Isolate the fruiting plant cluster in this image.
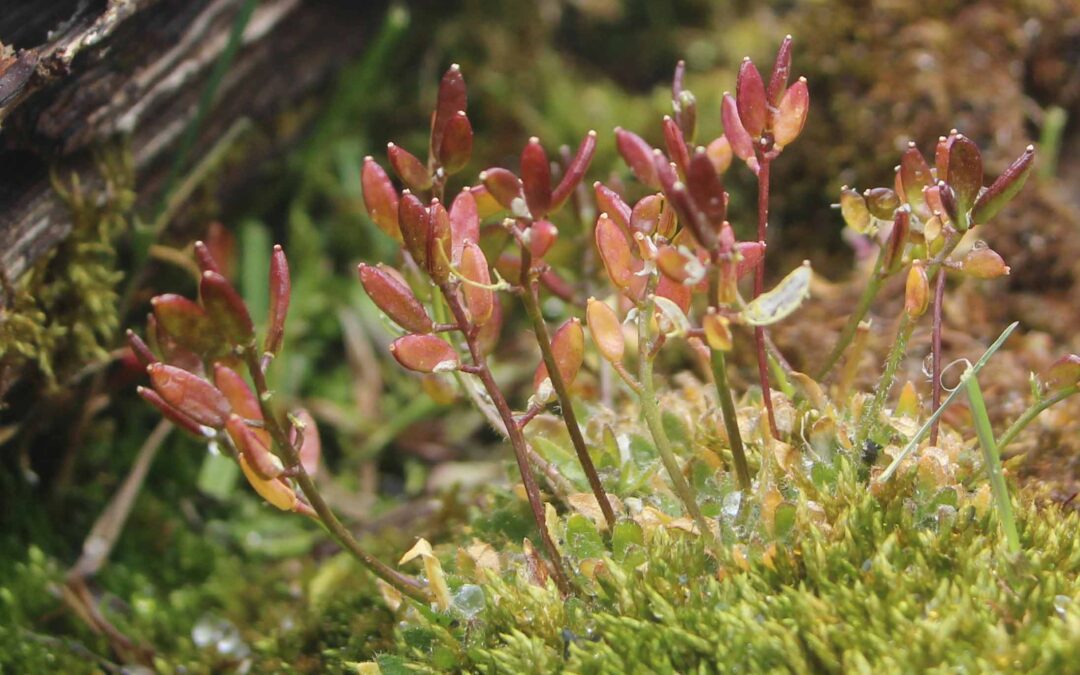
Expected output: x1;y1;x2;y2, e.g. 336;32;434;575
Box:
130;37;1080;607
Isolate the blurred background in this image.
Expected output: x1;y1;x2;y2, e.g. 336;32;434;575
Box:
1;0;1077;669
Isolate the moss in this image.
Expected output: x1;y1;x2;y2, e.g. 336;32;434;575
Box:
0;144;134;392
387;466;1080;673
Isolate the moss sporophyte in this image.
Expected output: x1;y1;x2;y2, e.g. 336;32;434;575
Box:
126;36;1080;669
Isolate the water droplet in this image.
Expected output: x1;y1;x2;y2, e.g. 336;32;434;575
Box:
1054;595;1070;619
452;584;486;620
722;491;743;519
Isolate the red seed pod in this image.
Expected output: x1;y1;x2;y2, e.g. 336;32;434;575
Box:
213;363;262;422
656;274;692;314
427;200;453;283
772;77;808;149
476;295;503;356
767;35;794;107
721;94;755;161
550;130;597;211
520;137;553;219
480;167;524;211
883;206;911;271
264;245;291;356
533;318;584;392
151;294;219;357
657;195;677;239
460;241;494;326
595;213;635;290
529;220;559;258
147;314;205;374
971;145;1035;225
629;194;663;236
126;330;158;368
662;116;691;177
905;260;930;319
387;142;432;193
431;64;467;159
686;148;727;227
653;150;716;252
202;222;235;279
1047;354;1080;390
200;271;255;347
137;386;209;438
935;133;955;183
960;246;1010;279
900;144;933;218
147;363;230;428
593;183;632;234
389;334;459;373
865;187;900;220
734;241;766;279
193;239;224;276
934;182;960;224
614;127;659;188
361;157;402;242
840;188;871;234
494;252;522;282
706;136;733;176
438;111;473;175
735;58;768;139
469;185;504;219
226;414;282;480
947;134;983;215
702;310;733;351
672;59;686;114
398;190;430;268
586;297;624;364
449;189;480;262
291;408;322;476
358;263;433;334
676;90;698;145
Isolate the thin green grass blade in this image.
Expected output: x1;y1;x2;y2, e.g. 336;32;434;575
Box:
877;321;1018;482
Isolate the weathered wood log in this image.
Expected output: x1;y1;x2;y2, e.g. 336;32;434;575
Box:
0;0;384;303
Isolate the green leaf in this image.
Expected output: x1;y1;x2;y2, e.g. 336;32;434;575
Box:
741;261;812;326
565;514;605;560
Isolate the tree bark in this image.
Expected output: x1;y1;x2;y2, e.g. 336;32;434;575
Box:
0;0;384;302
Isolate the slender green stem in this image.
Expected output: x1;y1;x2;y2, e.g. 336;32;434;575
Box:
966;374;1020;553
878;322;1018;482
519;244;616;529
711;350;751;491
997;384;1080;455
241;350;428;603
816;250;886;380
636;293;719;550
856;313;913;446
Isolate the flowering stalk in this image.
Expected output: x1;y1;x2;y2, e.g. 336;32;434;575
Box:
241;349;427;602
518;241;616;529
436;278;573;594
929;268;947;445
752;154;777;437
635;277;718;550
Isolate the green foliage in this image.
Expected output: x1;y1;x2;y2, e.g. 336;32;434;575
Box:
391;468;1080;673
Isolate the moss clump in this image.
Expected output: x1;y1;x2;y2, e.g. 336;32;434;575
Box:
0;144;133;394
386;464;1080;673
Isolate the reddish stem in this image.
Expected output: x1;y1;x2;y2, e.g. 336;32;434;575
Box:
929;268;946;445
437;281;573;594
754;153;778;438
